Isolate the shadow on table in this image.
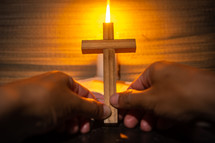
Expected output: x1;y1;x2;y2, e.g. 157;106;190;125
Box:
23;121;215;143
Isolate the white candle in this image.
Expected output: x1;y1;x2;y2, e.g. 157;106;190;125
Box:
96;0;118;79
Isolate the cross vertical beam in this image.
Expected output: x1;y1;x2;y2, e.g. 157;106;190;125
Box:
81;23;136;124
103;23;117;123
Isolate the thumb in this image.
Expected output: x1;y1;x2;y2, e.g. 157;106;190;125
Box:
75;96;112;120
110;89;156;110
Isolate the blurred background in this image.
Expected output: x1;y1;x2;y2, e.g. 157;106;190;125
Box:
0;0;214;85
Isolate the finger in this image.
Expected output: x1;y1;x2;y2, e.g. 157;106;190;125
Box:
72;94;111;120
67;117;79;134
80;121;90;134
123;110;142;128
140;112;156;132
69;78;96;99
128;68;151;90
110;89;156;110
79;117;91;134
140;120;152;132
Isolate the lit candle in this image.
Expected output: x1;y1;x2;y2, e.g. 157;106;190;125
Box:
103;0;114;40
97;0;115;78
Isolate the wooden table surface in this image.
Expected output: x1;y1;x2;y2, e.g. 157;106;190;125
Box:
0;0;215;84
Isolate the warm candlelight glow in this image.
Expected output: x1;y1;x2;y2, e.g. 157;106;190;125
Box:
54;0;163;72
105;0;111;23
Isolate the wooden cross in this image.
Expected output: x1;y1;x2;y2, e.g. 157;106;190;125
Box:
82;23;136;123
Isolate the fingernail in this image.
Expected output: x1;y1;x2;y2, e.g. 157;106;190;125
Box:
141;120;152;132
80;122;90;134
110;93;119;107
102;105;112;119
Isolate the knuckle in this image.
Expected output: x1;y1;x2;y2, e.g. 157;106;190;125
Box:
149;61;167;71
148;61;172;80
50;71;70;84
50;71;68;77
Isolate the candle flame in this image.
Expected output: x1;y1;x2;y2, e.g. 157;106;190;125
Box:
105;0;111;23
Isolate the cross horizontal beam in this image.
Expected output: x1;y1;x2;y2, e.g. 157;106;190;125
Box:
82;39;136;54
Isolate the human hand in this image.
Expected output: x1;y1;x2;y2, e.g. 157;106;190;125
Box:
110;61;215;131
0;71;111;141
